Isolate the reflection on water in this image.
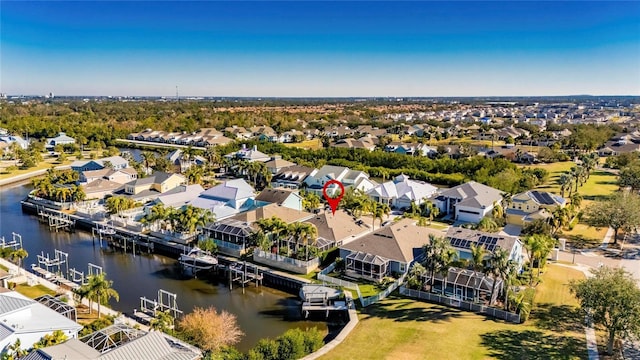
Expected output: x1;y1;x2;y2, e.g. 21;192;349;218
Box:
0;183;328;351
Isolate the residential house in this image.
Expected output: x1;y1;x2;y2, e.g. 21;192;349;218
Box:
433;181;503;223
166;150;206;172
71;156;129;172
445;227;524;269
334;137;377;151
304;165;376;197
188;179;256;219
250;126;279;142
0;134;29;150
0;291;82;353
203;218;253;256
264;155;295;174
271;165;315;189
124;172;186;200
304;210;370;249
80;168;138;184
506;190;566;226
255;188;304;211
45;132;76;150
24;325;201;360
339;218;442;282
153;184;205;208
82;179;126;200
224;126;253;140
367;174;438;209
225;144;271;162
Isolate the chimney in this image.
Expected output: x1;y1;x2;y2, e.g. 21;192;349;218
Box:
253;145;258;151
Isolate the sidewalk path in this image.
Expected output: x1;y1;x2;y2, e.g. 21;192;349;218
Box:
553;262;599;360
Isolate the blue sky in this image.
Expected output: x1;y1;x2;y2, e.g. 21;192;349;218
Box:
2;1;639;97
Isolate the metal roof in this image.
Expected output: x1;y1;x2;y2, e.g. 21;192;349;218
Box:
0;293;34;315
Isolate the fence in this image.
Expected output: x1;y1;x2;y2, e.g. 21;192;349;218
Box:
317;262;362;300
360;274;407;307
253;250;320;274
399;286;521;323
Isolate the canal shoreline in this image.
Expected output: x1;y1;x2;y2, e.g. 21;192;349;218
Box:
0;165;71;188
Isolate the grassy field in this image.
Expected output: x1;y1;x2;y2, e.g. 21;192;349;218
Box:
561;224;609;244
14;284;56;299
321;264;587;360
283;138;323;150
520;162;618;200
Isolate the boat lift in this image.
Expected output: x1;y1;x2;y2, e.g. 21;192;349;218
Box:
0;232;23;251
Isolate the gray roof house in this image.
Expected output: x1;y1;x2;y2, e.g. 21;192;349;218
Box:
339;218;442;282
71;156;129;172
433;181;503;224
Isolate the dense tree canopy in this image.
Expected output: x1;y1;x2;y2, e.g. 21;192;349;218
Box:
571;267;640;355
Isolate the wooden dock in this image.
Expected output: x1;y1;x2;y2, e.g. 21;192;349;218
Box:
36;206;75;232
219;261;264;291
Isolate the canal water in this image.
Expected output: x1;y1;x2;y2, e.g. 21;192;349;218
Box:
0;183;328;352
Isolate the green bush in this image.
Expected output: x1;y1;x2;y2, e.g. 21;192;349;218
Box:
79;315;115;337
518;287;536;323
246;327;324;360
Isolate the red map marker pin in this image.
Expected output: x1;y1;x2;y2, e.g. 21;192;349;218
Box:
322;179;345;215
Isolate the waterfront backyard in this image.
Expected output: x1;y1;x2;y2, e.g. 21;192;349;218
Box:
321;264;588;360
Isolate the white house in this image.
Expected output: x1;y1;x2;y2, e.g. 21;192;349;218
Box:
71;156;129;172
188;179;256;219
45;132;76;150
0;291;83;353
303;165;376;197
0;135;29;150
433;181;503;223
224;144;271;162
367;174;438;209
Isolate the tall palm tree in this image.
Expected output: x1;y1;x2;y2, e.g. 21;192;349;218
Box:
487;248;511;306
559;173;573;198
185;165;204;185
570;192;583;210
88;273;120;318
9;248;28;268
288;222;318;260
141;151;156;171
422;235;457;293
469;244;485;272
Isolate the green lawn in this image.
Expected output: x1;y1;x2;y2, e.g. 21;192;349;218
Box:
520;162;618;201
14;284;56;299
321;264;587;360
561;224;608;244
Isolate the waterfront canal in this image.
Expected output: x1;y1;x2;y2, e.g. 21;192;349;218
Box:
0;182;328;351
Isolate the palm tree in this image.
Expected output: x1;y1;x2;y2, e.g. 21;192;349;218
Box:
57;186;72;203
422;235;457;293
74;282;94;314
523;234;555;285
469;244;486;272
491;201;504;220
288;222;318;260
141;151;156;171
250;230;271;251
185;165;204;185
407;263;427;290
570;192;583;210
72;185;86;202
549;207;570;235
150;310;174;332
487;248;511;305
476;217;499;232
302;192;320;212
9;248;28;268
87;273;120;318
559;173;574;198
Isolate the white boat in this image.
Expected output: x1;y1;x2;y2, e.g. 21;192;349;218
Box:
179;247;218;271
